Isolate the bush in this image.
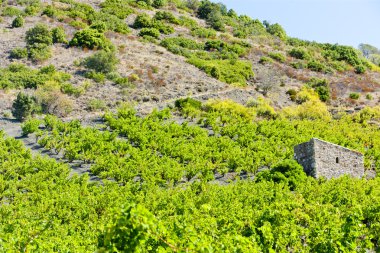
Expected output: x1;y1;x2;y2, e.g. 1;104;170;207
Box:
87;99;106;111
82;50;119;74
307;78;330;102
175;97;202;110
138;28;160;39
290;61;306;69
154;11;178;24
152;0;166;8
12;92;37;121
21;118;41;136
191;27;216;38
349;93;360;100
255;159;307;190
288;47;310;60
259;56;274;65
268;52;286;63
188;57;254;86
85;70;106;83
9;47;28;59
52;27;67;44
366;94;373;100
42;5;56;17
307;60;326;72
11;16;24;28
133;13;152;29
2;6;22;17
28;43;52;62
355;64;366;74
35;85;73;117
266;23;287;41
25;24;52;46
69;29;113;51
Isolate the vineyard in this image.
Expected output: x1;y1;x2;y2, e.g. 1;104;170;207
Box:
1;0;380;251
0;99;379;252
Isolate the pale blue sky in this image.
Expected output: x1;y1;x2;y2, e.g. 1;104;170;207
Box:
216;0;380;49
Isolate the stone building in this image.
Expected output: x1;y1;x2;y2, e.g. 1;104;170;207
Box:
294;138;364;179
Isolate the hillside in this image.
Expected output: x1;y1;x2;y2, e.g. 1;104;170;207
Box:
1;0;380;252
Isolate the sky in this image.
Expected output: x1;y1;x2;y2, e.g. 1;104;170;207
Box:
215;0;380;49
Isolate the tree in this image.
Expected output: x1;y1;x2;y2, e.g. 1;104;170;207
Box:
12;93;37;121
358;43;380;58
266;23;287;41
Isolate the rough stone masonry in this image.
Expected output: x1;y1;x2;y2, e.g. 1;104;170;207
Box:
294;138;364;179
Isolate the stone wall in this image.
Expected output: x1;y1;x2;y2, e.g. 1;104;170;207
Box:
294;139;316;177
294;138;364;179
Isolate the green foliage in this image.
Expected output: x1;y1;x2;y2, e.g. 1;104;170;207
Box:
100;0;134;19
69;28;114;51
11;16;24;28
188;57;253;86
25;24;52;46
255;159;307;190
366;94;373;100
268;51;286;63
85;70;105;83
266;23;287;40
42;5;55;17
349;92;360;100
152;0;166;8
52;27;67;44
0;63;71;89
259;56;274;64
191;27;216;38
133;13;152;29
9;47;28;59
307;60;327;72
82;50;119;74
307;78;330;102
154;11;179;24
25;24;53;61
87;98;106;111
12;92;36;121
2;6;22;16
175;97;202;110
21;118;41;136
288;47;310;60
138;27;160;39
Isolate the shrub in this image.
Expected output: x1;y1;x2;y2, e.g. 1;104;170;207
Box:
154;11;178;24
12;92;37;121
133;13;152;29
366;94;373;100
9;47;28;59
175;97;202;110
191;27;216;38
35;84;73;117
11;16;24;28
288;47;310;60
266;23;287;41
69;29;113;51
206;11;225;31
21;118;41;136
259;56;273;65
52;27;67;44
307;78;330;102
355;64;366;74
152;0;166;8
24;4;42;16
290;61;306;69
26;24;52;46
268;52;286;63
42;5;56;17
307;60;326;72
138;28;160;39
28;43;52;62
349;93;360;100
85;71;106;83
188;57;254;86
2;6;22;17
87;99;106;111
255;159;307;190
82;50;119;74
